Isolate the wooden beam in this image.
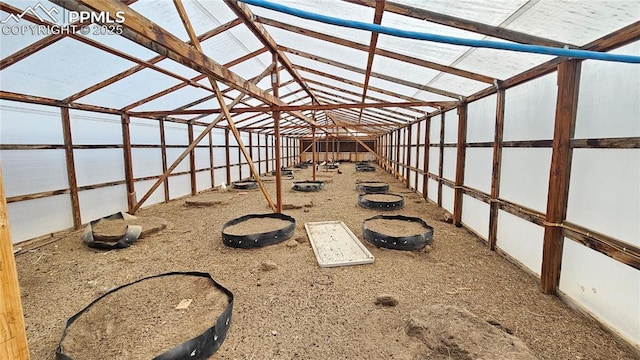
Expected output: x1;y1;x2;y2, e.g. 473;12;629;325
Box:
187;122;197;195
438;113;445;206
405;122;412;188
488;89;505;250
344;0;572;48
256;15;495;84
422;117;431;199
452;104;467;226
541;60;581;295
51;0;315;126
121;114;136;211
358;0;386;123
0;167;30;360
272;54;283;212
60;108;81;228
159;119;170;203
208;130;215;188
224;129;231;185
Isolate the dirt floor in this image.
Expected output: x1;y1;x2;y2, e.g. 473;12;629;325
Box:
15;162;638;359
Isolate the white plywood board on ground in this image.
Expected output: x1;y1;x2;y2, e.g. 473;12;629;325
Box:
305;221;374;268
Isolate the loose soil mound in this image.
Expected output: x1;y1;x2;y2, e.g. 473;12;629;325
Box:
223;217;293;236
59;274;229;360
184;193;233;207
91;216;167;242
364;218;429;237
406;305;537;360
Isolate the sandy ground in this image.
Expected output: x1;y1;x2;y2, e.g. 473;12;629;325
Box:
15;162;638;359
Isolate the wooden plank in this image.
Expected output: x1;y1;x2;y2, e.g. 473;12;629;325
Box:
422;117;431;200
208;131;215;188
570;137;640;149
541;60;581;295
488;89;505;250
438;114;445;206
453;105;467;226
414;120;420;189
405;125;412;187
305;221;375;267
358;0;386;123
256;15;494;84
225;129;231;186
562;222;640;270
272;56;284;213
0;168;30;360
121;114;136;211
60;108;81;228
187;122;196;195
344;0;571;48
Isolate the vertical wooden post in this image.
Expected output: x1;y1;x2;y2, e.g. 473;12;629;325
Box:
0;167;30;360
414;121;420;189
324;135;329;166
208;130;215;188
248;131;253;178
406;125;412;188
488;89;506;250
332;136;336;163
453;104;468;226
264;134;270;173
423;117;431;200
159;118;169;203
187;121;196;195
61;108;81;228
395;130;401;177
257;134;262;175
312;126;317;180
272;54;283;213
438;113;445;207
121;114;135;212
224;129;231;186
541;60;581;295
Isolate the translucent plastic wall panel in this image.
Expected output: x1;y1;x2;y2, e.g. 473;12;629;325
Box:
213;169;226;186
131;148;163;179
427;179;438;203
130;118;160;145
567;149;639;246
442;148;457;181
429;117;441;143
7;195;73;243
240;165;250;179
74;149;124;187
229;166;240;183
0;101;62;144
416;174;424;195
559;239;640;346
442;185;454;213
229;147;240;165
467;95;497;143
1;150;68;196
259;147;267;165
461;195;490;240
443;110;458;143
168;175;191;199
416;147;424;170
196;171;211;192
228;133;238;146
0;38;135;99
503;73;557;141
70;110;122;145
496;210;544;276
575;42;640;138
134;180;164;208
165;148;190;173
428;149;439;174
500;148;551;213
78;185;127;224
212;128;226;145
194;148;210;170
164;123;188;145
464;148;492;193
408;169;416;189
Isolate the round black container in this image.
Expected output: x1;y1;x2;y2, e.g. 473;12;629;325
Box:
292;180;324;192
358;193;404;210
232;180;258;190
222;213;296;248
362;214;434;250
356;181;389;194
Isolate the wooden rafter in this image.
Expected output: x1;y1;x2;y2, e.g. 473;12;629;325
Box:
359;0;386;123
255;15;495;84
344;0;573;48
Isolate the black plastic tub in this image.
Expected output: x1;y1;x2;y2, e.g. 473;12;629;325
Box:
358;193;404;210
362;215;434;250
82;212;141;250
355;164;375;172
272;169;293;176
232;180;257;190
222;213;296;248
56;271;234;360
356;181;389;194
292;180;325;192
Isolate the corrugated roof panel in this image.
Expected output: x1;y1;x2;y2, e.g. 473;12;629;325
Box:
1;37;136;100
286;53;365;85
200;25;263;66
185;0;238;35
367;77;453;102
128;85;213;112
427;73;491;97
76;68;182;109
370;56;442;87
505;0;640;46
455;43;554;80
130;0;189;41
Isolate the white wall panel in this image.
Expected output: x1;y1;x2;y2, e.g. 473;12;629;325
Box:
462;195;490;240
503;72;556;141
213;168;227;186
417;147;425;170
441;185;454;213
7;195;73;243
575;41;640;138
74;149;125;187
131;148;162;179
165;148;190;173
228;147;240;165
214;148;227;167
70;110;122;145
78;185;127;223
430;116;441;143
168;174;191;199
496;210;544;276
240;164;250;179
467;94;497;143
1;150;68;196
442;148;457;181
500;148;551;213
195;148;210;170
559;239;640;346
427;179;438;203
133;180;165;208
196;171;212;192
464;148;493;193
428;149;439;174
164;123;188;145
443;110;458;143
130;118;160;145
567;149;640;246
0;101;63;144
